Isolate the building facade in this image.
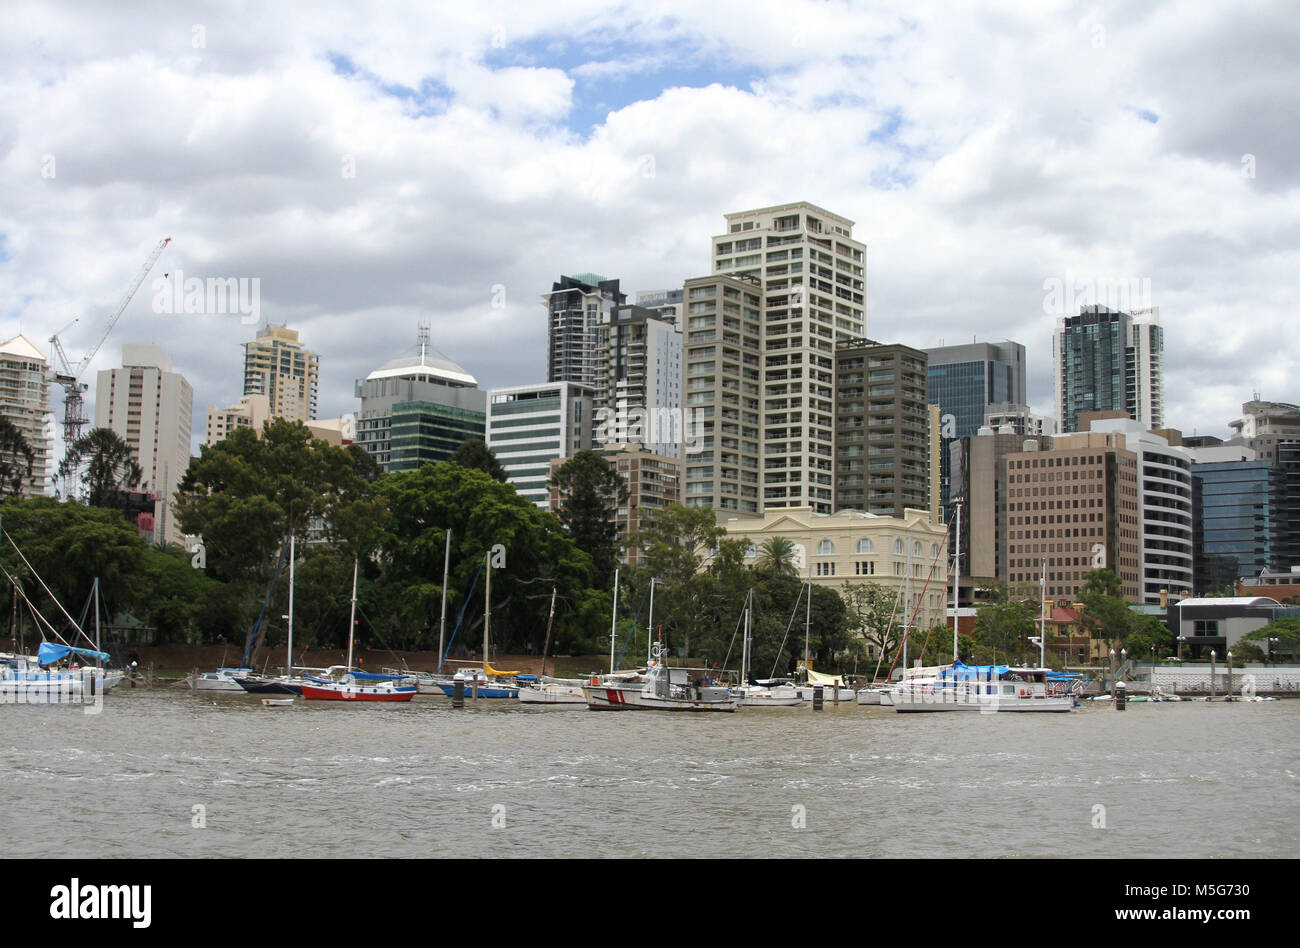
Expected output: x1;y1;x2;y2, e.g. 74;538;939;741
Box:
0;334;53;497
206;394;270;446
1053;305;1162;434
1003;431;1142;602
94;344;193;545
355;331;486;472
486;382;594;509
833;340;930;517
544;274;624;388
594;304;682;458
243;324;319;423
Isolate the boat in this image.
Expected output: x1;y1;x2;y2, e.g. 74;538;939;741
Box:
432;548;523;699
196;667;255;692
234;535;330;695
795;667;856;702
518;675;588;705
1;644;108;705
584;641;738;711
300;560;416;702
261;697;293;707
889;660;1075;712
731;593;801;707
855;686;891;706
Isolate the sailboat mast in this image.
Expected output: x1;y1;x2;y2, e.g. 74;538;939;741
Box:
1039;558;1047;668
93;577;102;665
287;533;295;673
346;557;358;670
646;578;655;665
438;528;451;673
484;549;491;666
903;526;912;673
952;502;961;663
540;586;557;677
804;563;811;669
609;567;619;674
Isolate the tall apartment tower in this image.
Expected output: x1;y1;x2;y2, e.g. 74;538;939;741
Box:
242;324;319;423
94;344;194;545
594;304;682;458
1226;399;1300;464
925;340;1027;521
704;202;867;515
0;334;53;497
544;274;625;388
833;340;930;517
1053;305;1163;434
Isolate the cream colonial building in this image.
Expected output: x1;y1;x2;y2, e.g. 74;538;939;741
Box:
720;506;950;635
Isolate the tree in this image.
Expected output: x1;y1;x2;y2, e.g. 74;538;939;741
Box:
1233;617;1300;662
972;588;1039;665
548;450;627;592
58;428;142;513
1076;568;1135;646
0;418;35;499
450;439;507;482
755;537;799;577
842;580;903;665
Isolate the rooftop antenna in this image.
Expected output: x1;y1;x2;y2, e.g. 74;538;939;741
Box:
417;320;431;360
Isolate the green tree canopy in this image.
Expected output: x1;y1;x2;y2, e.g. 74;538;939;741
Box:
57;427;143;513
450;439;507;482
0;418;35;499
548;450;627;592
755;536;799;577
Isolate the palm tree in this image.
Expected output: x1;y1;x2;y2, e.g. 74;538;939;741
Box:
58;427;143;511
756;536;799;576
0;418;35;499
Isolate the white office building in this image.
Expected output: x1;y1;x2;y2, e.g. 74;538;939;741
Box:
486;382;594;509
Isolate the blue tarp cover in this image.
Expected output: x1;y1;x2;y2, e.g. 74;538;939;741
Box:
37;642;110;666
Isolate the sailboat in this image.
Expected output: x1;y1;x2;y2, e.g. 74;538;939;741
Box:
300;558;416;702
792;576;854;701
434;548;520;699
733;590;801;707
235;534;327;694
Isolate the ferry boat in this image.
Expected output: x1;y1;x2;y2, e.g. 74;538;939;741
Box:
584;644;738;712
889;661;1074;713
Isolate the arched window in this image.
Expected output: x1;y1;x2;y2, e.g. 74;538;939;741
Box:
817;539;835;556
857;538;874;554
930;543;939;557
745;542;759;558
913;540;923;556
893;539;904;555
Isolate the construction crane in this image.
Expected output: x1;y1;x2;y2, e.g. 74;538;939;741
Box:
49;237;172;444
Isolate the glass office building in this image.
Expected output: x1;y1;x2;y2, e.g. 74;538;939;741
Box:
1192;459;1279;594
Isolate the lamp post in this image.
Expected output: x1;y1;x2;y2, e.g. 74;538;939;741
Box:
1120;647;1127;684
1109;648;1116;697
1210;649;1216;700
1177;635;1187;663
1267;637;1279;667
1227;650;1233;699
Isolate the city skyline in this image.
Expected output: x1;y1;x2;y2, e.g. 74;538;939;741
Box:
2;2;1297;457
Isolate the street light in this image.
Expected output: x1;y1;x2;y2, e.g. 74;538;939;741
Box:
1177;635;1187;662
1120;647;1127;684
1227;650;1233;699
1267;637;1280;666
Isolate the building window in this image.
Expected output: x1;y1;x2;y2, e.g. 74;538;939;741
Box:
817;539;835;555
857;539;874;554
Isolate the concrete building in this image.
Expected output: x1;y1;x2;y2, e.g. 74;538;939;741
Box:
1003;430;1142;602
1188;440;1278;594
949;426;1039;599
594;304;682;458
1089;417;1194;605
544;274;625;389
721;506;949;637
711;202;868;514
833;340;930;518
635;288;684;326
1167;596;1298;660
983;402;1054;438
924;340;1026;521
0;334;53;497
487;382;594;509
243;324;319;423
1226;399;1300;464
1053;305;1163;434
680;273;764;515
94;344;193;545
548;443;681;562
355;330;485;472
205;394;269;446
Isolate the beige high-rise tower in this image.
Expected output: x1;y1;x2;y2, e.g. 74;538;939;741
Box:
243;324;319;423
95;344;194;545
684;202;867;515
0;334;53;497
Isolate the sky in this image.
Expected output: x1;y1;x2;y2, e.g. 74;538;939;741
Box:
2;0;1298;458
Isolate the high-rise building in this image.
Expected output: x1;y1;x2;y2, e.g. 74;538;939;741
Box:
0;334;53;497
486;382;594;509
706;202;868;515
680;273;764;514
1088;417;1193;604
355;330;486;473
983;402;1054;437
1053;305;1163;434
242;324;319;423
833;340;930;517
594;304;682;458
949;426;1039;594
635;288;683;325
925;340;1026;522
94;345;193;545
1003;430;1142;602
544;274;625;388
1190;450;1278;595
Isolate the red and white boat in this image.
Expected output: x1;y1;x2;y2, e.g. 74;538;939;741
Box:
300;560;416;703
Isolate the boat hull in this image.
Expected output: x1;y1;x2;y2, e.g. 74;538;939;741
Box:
890;686;1074;713
518;683;587;704
300;682;417;701
434;682;519;699
583;684;738;712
